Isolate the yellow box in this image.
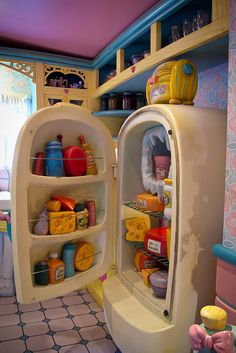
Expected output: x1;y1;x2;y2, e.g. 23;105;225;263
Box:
48;211;75;235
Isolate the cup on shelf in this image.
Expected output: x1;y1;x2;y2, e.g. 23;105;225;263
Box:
171;25;181;42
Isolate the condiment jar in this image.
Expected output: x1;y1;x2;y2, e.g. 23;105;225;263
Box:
130;54;144;65
122;92;132;110
61;243;76;278
100;95;108;111
34;261;49;286
45;140;64;177
108;93;118;110
47;253;65;284
75;203;89;230
135;92;145;109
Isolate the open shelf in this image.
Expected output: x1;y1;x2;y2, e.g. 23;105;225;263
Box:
92;110;135;118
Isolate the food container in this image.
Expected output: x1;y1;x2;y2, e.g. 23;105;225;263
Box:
135;92;145;109
108;93;119;110
144;227;168;257
130;54;143;65
122;92;132;110
63;145;87;176
134;250;156;272
150;270;168;298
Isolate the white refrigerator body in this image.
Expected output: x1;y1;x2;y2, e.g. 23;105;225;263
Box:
103;104;227;353
11;103;227;353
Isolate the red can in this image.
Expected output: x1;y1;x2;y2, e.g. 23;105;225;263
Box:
144;227;168;257
85;200;96;226
33;152;45;175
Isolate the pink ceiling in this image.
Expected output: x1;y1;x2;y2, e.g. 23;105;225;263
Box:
0;0;159;59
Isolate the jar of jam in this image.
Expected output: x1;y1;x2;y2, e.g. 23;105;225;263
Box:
100;95;108;111
135;92;145;109
108;93;118;110
122;92;132;110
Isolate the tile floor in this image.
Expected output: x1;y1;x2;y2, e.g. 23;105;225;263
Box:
0;290;122;353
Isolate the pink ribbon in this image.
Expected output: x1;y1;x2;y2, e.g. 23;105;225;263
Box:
189;324;234;353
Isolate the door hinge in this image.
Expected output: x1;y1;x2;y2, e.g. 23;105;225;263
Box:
112;163;118;178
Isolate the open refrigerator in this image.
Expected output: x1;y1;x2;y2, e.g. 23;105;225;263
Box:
11;103;227;353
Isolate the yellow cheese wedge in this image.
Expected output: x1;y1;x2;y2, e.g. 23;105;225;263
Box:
74;241;94;271
200;305;227;331
125;217;151;242
48;211;75;235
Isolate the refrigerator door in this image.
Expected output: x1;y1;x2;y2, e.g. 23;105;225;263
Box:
11;103;116;304
103;104;227;353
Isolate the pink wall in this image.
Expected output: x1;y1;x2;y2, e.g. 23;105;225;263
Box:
223;0;236;250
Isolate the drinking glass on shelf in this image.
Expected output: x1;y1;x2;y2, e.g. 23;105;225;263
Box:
171;25;181;42
192;15;198;32
197;10;210;29
183;19;192;36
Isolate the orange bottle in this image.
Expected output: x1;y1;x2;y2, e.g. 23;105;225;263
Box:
79;135;98;175
47;253;65;284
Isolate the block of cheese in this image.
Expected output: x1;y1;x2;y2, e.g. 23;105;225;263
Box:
200;305;227;331
125;217;151;243
136;193;165;212
74;241;94;271
48;211;75;235
134;249;156;272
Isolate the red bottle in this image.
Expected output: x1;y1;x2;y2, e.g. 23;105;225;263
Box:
33;152;45;175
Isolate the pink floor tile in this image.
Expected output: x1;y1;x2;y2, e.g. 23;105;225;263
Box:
103;323;111;334
79;326;107;341
0;339;26;353
62;295;84;306
34;350;56;353
23;321;49;336
59;343;89;353
63;291;79;297
0;325;22;340
21;310;45;323
0;296;16;305
0;303;18;315
44;307;68;320
26;334;54;351
41;298;63;308
49;317;74;332
81;293;95;303
0;314;20;327
87;338;117;353
18;302;41;312
53;329;81;346
95;311;106;323
73;314;98;328
88;302;103;312
67;304;91;316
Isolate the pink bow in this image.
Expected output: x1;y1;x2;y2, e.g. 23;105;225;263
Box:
189;324;234;353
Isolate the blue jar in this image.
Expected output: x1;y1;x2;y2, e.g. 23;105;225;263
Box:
61;243;76;278
45;140;64;176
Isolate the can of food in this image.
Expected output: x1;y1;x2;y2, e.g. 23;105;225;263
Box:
85;200;96;226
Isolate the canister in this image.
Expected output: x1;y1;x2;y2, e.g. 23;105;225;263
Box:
61;243;76;278
45;140;64;177
34;261;49;286
150;270;168;298
75;203;89;230
122;92;132;110
144;227;168;257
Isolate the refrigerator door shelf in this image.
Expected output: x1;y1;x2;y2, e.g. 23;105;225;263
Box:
11;103;116;304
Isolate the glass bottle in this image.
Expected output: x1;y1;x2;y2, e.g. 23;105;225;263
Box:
108;93;118;110
122;92;132;110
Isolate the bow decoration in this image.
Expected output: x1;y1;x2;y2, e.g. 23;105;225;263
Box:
189;324;234;353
